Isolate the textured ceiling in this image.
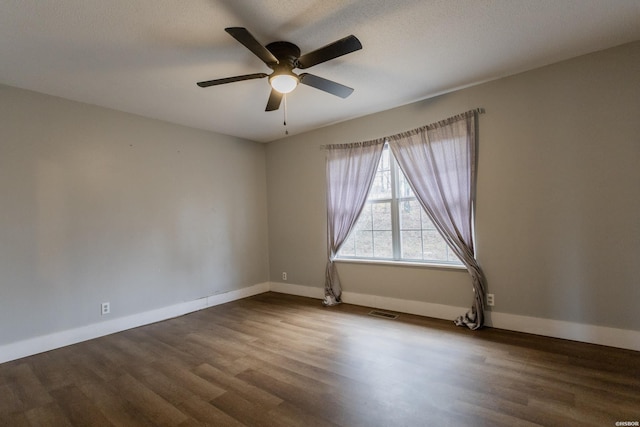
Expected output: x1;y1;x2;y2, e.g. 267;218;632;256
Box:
1;0;639;142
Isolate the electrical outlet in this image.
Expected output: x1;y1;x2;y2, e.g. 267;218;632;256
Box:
486;294;495;307
101;302;110;315
282;272;287;281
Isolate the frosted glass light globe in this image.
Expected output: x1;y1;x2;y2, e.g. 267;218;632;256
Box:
270;74;299;94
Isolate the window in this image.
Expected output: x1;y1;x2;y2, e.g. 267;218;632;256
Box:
337;144;462;265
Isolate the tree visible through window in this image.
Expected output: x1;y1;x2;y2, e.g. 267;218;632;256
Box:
338;144;462;265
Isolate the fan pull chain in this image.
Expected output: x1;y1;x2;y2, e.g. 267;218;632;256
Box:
283;94;289;135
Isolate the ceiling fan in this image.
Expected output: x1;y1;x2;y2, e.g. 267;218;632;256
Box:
197;27;362;111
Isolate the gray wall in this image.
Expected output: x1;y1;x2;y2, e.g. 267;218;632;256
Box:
266;42;640;331
0;85;269;346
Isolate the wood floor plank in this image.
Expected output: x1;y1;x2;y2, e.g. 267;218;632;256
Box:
26;352;77;391
124;362;203;407
24;402;74;427
111;373;189;426
0;382;25;414
176;396;246;427
265;401;341;427
193;363;283;408
235;367;373;427
0;410;31;427
75;376;159;427
454;386;581;427
49;385;114;426
1;292;638;426
3;362;53;411
152;359;227;401
210;390;281;427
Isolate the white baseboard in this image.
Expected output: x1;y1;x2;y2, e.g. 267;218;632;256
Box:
485;311;640;352
269;281;325;299
0;282;270;364
2;281;638;364
341;290;469;321
270;282;640;352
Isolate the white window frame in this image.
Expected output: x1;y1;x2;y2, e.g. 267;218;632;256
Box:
337;144;464;268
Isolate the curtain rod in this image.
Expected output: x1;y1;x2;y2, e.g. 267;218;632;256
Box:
319;108;485;150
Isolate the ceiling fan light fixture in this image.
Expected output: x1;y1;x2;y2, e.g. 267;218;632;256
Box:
269;73;299;94
197;28;362;111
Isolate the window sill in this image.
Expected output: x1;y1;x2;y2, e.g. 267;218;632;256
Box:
334;257;467;271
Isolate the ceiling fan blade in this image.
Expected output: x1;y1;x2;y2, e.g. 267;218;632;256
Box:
265;89;283;111
297;35;362;69
299;73;354;98
197;73;268;88
225;27;279;66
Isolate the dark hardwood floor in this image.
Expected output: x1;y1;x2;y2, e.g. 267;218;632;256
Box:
1;292;639;426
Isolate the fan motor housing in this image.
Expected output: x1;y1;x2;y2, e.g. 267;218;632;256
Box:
265;41;301;69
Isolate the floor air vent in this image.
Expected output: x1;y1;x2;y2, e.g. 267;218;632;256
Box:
368;310;398;320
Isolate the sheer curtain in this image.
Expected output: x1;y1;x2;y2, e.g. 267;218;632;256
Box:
324;140;385;305
388;110;487;329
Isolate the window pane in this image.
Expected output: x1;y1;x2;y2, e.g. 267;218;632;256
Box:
369;170;391;200
399;199;421;230
421;210;437;230
369;148;391;200
423;230;448;261
354;230;373;257
446;246;459;263
380;147;390;170
398;170;414;198
371;202;391;230
401;230;422;259
339;233;356;257
355;204;372;230
373;231;392;258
